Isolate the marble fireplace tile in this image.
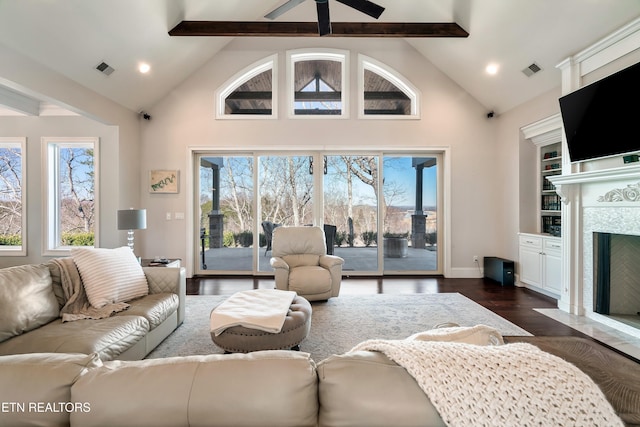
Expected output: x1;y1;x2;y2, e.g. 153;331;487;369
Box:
535;308;640;361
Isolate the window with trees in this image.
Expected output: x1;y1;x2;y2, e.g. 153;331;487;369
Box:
0;138;26;255
359;55;419;118
44;137;98;253
288;49;348;117
216;55;276;118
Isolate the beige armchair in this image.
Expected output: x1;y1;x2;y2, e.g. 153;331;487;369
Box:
270;226;344;301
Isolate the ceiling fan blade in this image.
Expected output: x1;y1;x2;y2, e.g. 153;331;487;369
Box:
316;0;332;36
335;0;384;19
265;0;308;20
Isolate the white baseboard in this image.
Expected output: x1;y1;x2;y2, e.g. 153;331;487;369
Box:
448;267;483;278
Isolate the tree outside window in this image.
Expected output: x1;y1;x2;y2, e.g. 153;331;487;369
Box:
45;138;98;251
0;139;25;254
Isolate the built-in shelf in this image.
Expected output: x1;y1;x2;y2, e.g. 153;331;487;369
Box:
539;141;562;235
521;113;564;237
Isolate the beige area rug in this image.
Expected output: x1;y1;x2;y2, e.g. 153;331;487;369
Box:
147;292;530;362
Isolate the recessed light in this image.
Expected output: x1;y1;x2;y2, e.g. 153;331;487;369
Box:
485;63;499;75
138;63;151;74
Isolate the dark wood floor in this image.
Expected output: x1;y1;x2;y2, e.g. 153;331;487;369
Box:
188;275;588;338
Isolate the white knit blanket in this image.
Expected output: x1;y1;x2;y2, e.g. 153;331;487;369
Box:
210;289;296;336
350;340;623;427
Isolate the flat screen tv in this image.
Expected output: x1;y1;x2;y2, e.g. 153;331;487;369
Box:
559;61;640;162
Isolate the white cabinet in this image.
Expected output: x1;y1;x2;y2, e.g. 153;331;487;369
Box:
518;233;561;295
519;235;542;287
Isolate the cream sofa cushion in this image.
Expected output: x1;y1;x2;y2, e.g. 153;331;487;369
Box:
0;352;101;427
71;247;148;308
0;264;60;343
317;351;446;427
71;350;318;427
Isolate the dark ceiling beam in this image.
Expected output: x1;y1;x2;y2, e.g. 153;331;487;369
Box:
295;92;342;102
169;21;469;38
364;91;410;100
230;109;273;115
226;92;272;100
228;91;410;101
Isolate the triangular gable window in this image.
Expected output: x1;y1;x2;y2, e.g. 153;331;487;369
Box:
295;73;341;115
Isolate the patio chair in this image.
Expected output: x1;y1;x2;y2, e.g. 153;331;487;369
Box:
323;224;337;255
261;221;280;256
270;226;344;301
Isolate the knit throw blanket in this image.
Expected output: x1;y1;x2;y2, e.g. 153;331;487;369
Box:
210;289;297;336
53;258;130;322
350;339;623;427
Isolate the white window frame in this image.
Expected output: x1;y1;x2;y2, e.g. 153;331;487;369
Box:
287;48;349;119
42;137;99;255
215;54;278;120
358;54;421;119
0;137;27;256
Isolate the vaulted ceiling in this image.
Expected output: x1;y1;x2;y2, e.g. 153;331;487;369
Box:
0;0;639;117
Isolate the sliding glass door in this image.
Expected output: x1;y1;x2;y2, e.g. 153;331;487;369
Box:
382;155;438;273
324;155;379;272
257;155;314;271
198;155;254;273
195;151;440;275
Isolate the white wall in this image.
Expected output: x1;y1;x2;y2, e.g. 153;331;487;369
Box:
0;43;141;267
0;117;119;268
496;87;563;265
140;38;505;276
0;37;569;278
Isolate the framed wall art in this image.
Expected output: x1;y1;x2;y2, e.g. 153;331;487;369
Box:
149;170;179;193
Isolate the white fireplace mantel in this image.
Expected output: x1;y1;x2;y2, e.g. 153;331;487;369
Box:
550;165;640;203
549;165;640;186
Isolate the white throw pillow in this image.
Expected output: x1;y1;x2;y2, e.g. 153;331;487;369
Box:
407;324;504;346
71;247;148;308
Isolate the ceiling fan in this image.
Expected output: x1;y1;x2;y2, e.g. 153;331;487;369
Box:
265;0;385;36
167;0;469;39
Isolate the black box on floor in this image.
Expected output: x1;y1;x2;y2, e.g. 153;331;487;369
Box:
483;257;514;286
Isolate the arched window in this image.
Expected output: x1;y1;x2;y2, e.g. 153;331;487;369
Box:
287;49;348;118
359;55;420;118
216;55;277;119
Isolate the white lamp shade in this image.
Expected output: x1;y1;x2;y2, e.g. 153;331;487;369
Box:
117;209;147;230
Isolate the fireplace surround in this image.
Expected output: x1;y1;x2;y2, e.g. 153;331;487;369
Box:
593;232;640;329
550;167;640;338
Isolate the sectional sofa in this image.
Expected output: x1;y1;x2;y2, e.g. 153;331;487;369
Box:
1;253;638;427
0;250;185;361
2;340;638;427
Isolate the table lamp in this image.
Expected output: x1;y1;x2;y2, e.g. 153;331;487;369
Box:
117;208;147;253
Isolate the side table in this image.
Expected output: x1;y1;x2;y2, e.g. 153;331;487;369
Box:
141;258;181;268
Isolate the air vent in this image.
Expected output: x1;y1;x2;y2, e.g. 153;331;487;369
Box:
95;61;115;76
522;62;542;77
